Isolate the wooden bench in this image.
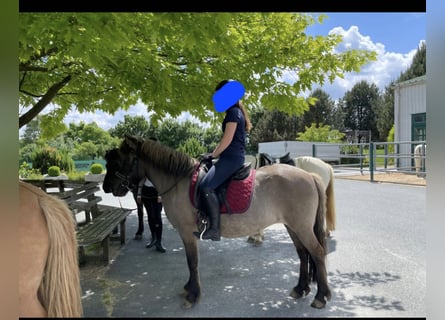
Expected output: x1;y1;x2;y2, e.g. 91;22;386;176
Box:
76;204;133;263
22;179;133;264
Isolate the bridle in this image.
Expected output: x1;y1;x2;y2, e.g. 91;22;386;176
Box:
112;155;183;197
114;157;139;192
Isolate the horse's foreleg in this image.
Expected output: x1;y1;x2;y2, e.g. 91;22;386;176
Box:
181;239;201;308
247;229;264;246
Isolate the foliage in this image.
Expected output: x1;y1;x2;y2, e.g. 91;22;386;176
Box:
339;145;361;164
66;171;86;181
19;13;376;138
47;165;61;177
177;137;208;158
31;146;75;174
375;82;395;141
66;122;120;159
301;89;335;129
398;42;426;82
297;123;345;143
386;125;395;153
90;163;104;174
109;115;154;138
249;109;301;148
342;80;380;141
19;161;43;179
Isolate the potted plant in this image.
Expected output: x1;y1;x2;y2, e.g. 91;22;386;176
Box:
44;165;68;180
85;163;106;182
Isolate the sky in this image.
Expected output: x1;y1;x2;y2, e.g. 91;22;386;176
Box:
35;12;427;133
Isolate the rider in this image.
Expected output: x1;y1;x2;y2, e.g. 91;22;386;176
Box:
195;79;252;241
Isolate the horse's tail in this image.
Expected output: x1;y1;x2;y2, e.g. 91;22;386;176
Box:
38;194;83;317
325;166;336;233
309;173;327;282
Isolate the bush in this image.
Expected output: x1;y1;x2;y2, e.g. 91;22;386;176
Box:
67;171;86;182
31;146;75;174
47;165;61;177
18;161;43;179
90;163;104;174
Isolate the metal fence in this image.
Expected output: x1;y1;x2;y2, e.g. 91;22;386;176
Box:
312;141;426;182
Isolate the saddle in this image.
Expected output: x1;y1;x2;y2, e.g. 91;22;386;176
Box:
189;161;256;214
259;152;295;166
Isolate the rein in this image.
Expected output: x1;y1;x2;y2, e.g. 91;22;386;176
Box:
113;157;184;198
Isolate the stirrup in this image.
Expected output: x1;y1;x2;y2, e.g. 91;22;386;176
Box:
201;228;221;241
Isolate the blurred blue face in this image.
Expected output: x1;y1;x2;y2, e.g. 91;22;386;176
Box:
212;80;245;112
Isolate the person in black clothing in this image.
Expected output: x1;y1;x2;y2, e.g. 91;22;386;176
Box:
133;176;166;253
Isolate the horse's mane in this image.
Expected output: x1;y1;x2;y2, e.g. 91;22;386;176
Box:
127;137;197;178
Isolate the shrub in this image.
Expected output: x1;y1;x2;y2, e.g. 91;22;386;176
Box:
18;161;43;179
90;163;104;174
47;165;61;177
67;171;86;182
31;146;75;174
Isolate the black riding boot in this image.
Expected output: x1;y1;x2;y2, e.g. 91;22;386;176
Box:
146;220;157;248
153;223;166;253
197;188;221;241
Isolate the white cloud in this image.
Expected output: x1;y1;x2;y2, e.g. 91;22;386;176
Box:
311;26;423;100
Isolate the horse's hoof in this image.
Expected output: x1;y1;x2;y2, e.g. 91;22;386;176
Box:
290;286;311;299
289;289;303;299
134;234;142;240
182;300;193;309
253;240;263;246
310;298;326;309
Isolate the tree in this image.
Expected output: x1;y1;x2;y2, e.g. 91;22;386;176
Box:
109;115;154;138
375;82;395;141
398;42;426;82
20;116;41;145
301;89;335;129
249;109;301;148
342;80;380;141
19;13;376;138
297;123;345;143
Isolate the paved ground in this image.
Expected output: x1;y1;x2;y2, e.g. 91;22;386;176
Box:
80;177;426;318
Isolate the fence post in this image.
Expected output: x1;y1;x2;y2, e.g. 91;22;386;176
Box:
312;144;316;157
369;142;374;182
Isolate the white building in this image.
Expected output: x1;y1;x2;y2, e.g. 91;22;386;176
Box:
393;75;426;170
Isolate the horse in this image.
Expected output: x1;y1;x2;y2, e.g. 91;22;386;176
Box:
103;135;331;309
414;143;426;178
248;153;336;245
19;180;83;317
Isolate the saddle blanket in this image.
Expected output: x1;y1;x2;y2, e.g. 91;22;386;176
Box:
189;166;256;214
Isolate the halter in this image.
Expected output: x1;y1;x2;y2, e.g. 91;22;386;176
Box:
114;157;139;191
113;155;182;197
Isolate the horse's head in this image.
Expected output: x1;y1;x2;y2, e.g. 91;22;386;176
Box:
103;135;144;196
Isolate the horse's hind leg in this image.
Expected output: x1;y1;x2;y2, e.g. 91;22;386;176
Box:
285;226;311;298
285;225;331;308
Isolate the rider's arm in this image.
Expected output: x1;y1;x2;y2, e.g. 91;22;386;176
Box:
211;122;237;158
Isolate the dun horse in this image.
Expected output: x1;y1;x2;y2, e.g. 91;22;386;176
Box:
248;154;336;244
19;180;83;317
103;135;331;309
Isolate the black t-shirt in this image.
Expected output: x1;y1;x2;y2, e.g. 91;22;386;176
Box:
221;106;246;158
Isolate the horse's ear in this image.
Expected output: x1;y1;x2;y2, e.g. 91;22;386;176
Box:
124;135;139;153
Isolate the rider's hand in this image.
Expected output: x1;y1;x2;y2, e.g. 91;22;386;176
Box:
201;153;214;161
